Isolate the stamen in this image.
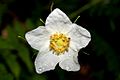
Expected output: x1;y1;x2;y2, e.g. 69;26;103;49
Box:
49;33;70;55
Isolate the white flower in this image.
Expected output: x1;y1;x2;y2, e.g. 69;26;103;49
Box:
25;8;91;74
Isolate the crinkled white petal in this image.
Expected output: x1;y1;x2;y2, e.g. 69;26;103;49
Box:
59;58;80;71
70;41;80;52
59;49;80;71
69;24;91;51
58;49;75;61
25;26;50;51
45;8;72;33
35;51;59;74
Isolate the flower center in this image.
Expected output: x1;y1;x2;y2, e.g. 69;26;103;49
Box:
49;33;70;55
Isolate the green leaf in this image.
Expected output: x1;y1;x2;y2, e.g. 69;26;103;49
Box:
6;26;19;48
2;51;21;78
0;74;14;80
0;37;14;49
0;63;14;80
14;20;25;37
30;74;47;80
5;24;33;73
17;45;33;72
0;63;7;75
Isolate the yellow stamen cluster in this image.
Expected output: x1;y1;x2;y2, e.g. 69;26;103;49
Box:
49;33;70;55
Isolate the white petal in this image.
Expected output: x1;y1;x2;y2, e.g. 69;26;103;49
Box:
25;26;50;51
45;8;72;33
35;51;59;74
69;24;91;51
59;59;80;71
58;49;75;61
70;41;80;52
59;49;80;71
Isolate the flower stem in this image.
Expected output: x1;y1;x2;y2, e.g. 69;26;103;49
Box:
69;0;102;19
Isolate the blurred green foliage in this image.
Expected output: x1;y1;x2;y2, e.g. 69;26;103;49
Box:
0;0;120;80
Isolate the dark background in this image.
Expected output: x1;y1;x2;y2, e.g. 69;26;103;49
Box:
0;0;120;80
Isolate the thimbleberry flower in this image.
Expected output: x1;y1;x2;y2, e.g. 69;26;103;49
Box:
25;8;91;74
